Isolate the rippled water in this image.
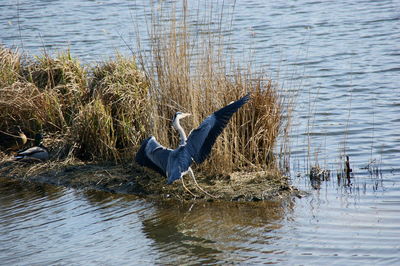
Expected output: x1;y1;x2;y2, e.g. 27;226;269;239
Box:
1;0;400;264
1;176;399;264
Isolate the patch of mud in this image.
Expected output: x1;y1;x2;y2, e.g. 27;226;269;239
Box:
0;155;302;201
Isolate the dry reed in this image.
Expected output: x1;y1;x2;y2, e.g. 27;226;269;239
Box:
136;1;286;174
72;55;150;160
0;45;21;87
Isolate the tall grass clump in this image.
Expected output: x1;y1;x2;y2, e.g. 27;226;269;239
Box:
0;45;21;87
25;50;89;128
72;98;117;160
0;47;150;161
73;55;150;160
0;82;45;135
136;1;287;175
0;47;88;136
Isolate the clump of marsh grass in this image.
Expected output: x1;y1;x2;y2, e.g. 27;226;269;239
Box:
0;81;43;149
0;47;150;162
91;55;150;149
72;98;118;160
136;1;287;175
0;45;21;87
72;55;150;161
24;50;89;128
0;48;89;135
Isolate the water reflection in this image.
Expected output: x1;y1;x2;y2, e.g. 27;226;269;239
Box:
0;179;296;265
0;177;64;228
141;199;294;264
0;179;153;265
0;177;64;202
1;174;400;264
0;178;66;265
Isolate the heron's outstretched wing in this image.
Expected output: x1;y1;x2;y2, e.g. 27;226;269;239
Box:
185;93;250;164
135;136;172;176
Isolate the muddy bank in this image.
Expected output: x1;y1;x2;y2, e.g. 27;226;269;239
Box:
0;155;302;201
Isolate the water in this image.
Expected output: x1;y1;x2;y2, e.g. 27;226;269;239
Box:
1;177;399;264
1;0;400;264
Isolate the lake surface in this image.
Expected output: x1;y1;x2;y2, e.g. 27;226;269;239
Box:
1;0;399;264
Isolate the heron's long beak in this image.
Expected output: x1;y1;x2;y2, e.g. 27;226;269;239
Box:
181;113;191;118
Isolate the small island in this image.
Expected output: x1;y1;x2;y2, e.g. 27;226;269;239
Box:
0;9;298;201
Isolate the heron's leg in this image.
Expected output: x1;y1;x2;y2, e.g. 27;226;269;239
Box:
188;168;217;198
181;174;198;198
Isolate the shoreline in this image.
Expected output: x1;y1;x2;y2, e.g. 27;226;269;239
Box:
0;157;302;202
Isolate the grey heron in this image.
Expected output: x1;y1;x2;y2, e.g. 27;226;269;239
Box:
135;93;250;188
14;133;49;162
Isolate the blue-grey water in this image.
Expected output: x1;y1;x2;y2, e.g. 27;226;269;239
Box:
1;0;400;264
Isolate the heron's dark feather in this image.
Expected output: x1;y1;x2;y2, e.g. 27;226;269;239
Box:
186;93;250;164
135;137;171;176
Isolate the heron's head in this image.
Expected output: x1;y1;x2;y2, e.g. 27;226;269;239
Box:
173;112;191;122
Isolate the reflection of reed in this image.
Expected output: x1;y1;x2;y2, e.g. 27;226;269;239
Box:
0;177;65;235
0;177;64;205
141;199;294;264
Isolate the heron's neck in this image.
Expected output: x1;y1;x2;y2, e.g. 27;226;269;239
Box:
173;119;187;145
